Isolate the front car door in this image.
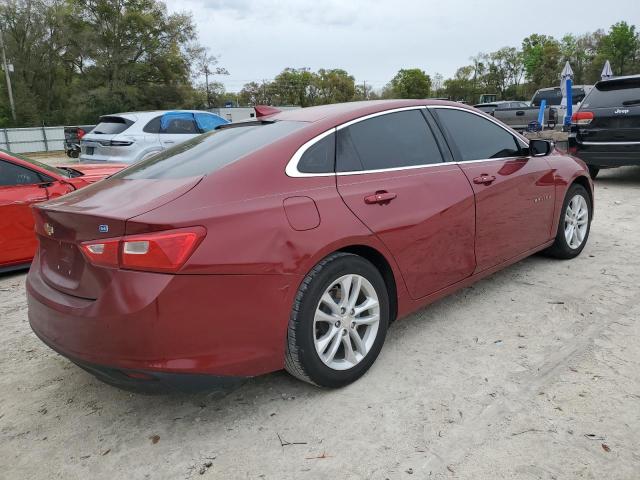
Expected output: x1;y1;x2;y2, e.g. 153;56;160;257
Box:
431;106;556;272
335;108;477;300
0;160;50;267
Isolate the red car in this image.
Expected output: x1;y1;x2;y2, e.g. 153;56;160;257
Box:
0;150;125;272
27;100;593;392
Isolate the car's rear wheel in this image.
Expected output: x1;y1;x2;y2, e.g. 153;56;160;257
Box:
545;183;592;259
588;165;600;179
285;252;389;388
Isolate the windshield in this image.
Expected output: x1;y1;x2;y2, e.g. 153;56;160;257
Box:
0;149;69;177
114;120;306;180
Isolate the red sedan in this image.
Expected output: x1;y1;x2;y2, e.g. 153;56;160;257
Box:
0;150;125;272
27;100;593;392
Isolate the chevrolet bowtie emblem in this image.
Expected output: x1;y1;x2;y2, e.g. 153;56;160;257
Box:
44;223;54;236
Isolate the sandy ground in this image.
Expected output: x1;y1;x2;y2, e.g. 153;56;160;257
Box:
1;166;639;479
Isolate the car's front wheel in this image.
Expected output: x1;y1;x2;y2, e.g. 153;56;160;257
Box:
545;183;592;259
285;253;389;388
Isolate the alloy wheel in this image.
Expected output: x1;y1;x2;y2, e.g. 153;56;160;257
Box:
564;194;589;249
313;274;380;371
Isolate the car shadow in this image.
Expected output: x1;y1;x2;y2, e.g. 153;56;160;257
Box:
595;165;640;185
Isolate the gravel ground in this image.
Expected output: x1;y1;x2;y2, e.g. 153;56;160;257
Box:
1;166;639;480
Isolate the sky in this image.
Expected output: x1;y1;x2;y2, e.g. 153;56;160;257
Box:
165;0;639;92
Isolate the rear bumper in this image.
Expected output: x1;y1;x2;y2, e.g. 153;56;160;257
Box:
570;138;640;167
33;328;245;393
27;260;302;379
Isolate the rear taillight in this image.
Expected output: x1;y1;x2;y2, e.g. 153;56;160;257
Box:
80;227;206;273
97;140;134;147
572;111;594;125
80;238;120;268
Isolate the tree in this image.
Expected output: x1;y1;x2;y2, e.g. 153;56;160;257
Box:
597;21;639;75
313;68;355;104
522;34;562;89
385;68;431;99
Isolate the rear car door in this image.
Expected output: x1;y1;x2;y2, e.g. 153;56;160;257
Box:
159;112;200;149
432;107;556;272
0;160;49;266
335;108;476;300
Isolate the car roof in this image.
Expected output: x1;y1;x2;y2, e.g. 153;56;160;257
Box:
100;110;222;121
595;75;640;87
270;99;468;125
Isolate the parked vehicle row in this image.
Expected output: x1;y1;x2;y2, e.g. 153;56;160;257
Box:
79;110;228;164
26;99;593;392
483;85;592;130
569;74;640;178
0;150;125;272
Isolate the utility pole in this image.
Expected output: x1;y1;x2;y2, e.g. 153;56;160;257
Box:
0;26;16;122
363;80;368;100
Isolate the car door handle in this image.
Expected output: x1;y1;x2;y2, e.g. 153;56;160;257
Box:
162;140;175;144
364;191;397;205
473;175;496;186
516;110;525;116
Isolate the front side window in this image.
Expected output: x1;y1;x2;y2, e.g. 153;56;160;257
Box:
0;160;43;186
434;109;522;161
195;113;228;132
337;109;443;172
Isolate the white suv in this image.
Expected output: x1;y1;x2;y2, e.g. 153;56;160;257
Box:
79;110;228;164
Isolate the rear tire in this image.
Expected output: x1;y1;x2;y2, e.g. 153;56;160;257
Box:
285;252;389;388
588;165;600;179
544;183;592;259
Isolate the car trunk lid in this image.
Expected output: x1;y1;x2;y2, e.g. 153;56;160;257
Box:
33;176;202;299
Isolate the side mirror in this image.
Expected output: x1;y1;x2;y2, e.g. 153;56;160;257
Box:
529;139;553;157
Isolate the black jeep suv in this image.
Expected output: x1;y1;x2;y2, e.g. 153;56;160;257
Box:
569;75;640;178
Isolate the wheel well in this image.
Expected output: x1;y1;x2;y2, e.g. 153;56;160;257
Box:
572;175;593;209
338;245;398;323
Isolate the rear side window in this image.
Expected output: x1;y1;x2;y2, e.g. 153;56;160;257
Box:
92;116;133;135
434;108;522;161
0;160;43;186
336;110;443;172
583;78;640;108
298;133;335;173
116;121;305;180
143;116;161;133
162;116;198;134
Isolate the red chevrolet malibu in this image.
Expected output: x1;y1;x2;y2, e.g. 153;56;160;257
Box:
0;150;125;272
27;100;593;391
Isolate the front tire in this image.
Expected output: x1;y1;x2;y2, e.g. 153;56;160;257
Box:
285;253;389;388
544;183;592;259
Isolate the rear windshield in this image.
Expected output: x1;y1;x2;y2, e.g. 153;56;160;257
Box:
115;121;305;180
582;78;640;108
92;116;134;135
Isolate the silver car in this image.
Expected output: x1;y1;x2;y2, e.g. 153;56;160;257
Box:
79;110;228;163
